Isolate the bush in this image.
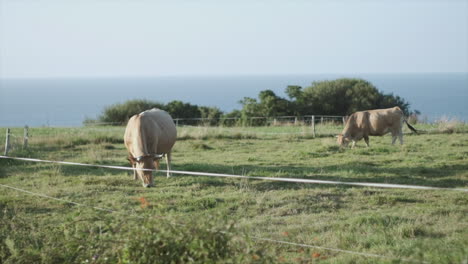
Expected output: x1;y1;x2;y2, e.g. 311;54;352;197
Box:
98;99;165;125
436;117;463;134
90;100;221;126
87;78;413;126
120;216;273;264
0;207;274;264
239;78;412;119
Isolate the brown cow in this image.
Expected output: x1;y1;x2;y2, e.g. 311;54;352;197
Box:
337;107;417;148
124;108;177;187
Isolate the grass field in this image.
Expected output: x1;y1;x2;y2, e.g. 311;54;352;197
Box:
1;124;467;263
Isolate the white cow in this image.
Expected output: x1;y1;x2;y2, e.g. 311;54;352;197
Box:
124;109;177;187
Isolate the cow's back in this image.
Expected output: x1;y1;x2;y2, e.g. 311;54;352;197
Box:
367;107;403;136
140;109;177;154
124;109;177;157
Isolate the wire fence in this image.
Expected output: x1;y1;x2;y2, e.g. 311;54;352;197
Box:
2;122;467;158
1;117;345;155
1;156;466;191
1;151;439;264
0;182;428;263
1;115;466;263
83;115;348;127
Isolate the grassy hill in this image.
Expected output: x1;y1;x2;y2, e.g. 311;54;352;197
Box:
1;124;467;263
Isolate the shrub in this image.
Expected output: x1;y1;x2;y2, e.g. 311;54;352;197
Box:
98;99;165;125
436;117;461;134
0;207;274;264
120;217;274;264
89;100;220;126
239;78;412;119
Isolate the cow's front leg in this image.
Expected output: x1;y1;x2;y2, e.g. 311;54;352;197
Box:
153;160;160;185
132;164;138;181
166;152;172;178
364;136;370;147
351;140;356;149
154;159;160;170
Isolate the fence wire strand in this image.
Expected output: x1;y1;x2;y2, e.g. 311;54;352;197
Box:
0;156;466;192
0;182;428;264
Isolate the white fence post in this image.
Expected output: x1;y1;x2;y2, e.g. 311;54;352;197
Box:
311;116;316;138
4;128;10;156
23;126;29;149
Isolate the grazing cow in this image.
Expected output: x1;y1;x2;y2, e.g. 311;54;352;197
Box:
337;107;417;148
124;108;177;187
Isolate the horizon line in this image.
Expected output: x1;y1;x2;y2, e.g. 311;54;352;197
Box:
1;71;468;81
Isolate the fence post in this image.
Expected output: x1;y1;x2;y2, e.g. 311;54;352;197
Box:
4;128;10;156
342;116;347;126
321;116;324;125
175;119;179;126
23;125;29;149
294;117;298;125
273;118;277;126
311;116;316;138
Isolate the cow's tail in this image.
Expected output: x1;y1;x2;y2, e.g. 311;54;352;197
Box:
404;120;418;134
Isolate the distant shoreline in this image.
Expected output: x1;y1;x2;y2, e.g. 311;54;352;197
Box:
1;73;467;126
1;72;467;81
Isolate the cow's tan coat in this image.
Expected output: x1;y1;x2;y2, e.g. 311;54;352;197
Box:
337;107;416;148
124;109;177;187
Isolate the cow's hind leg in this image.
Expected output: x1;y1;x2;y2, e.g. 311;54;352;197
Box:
166;152;172;178
391;131;398;145
398;128;404;145
364;136;370;147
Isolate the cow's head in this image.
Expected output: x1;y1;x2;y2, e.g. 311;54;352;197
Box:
336;134;351;148
128;155;156;187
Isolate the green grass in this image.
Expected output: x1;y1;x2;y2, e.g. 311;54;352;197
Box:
1;125;467;263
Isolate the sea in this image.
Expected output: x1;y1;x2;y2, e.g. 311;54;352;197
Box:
0;73;467;127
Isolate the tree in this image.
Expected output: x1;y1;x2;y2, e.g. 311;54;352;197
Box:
98;99;164;124
258;90;289;117
285;85;306;115
285;85;303;101
239;97;260;117
199;106;223;125
238;97;262;125
301;78;410;115
91;78;412;127
239;90;292;119
165;100;201;119
220;110;242;126
378;93;410;115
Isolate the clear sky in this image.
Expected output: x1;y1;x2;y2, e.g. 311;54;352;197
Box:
1;0;467;78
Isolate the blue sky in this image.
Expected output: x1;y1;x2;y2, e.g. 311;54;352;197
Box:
1;0;467;78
